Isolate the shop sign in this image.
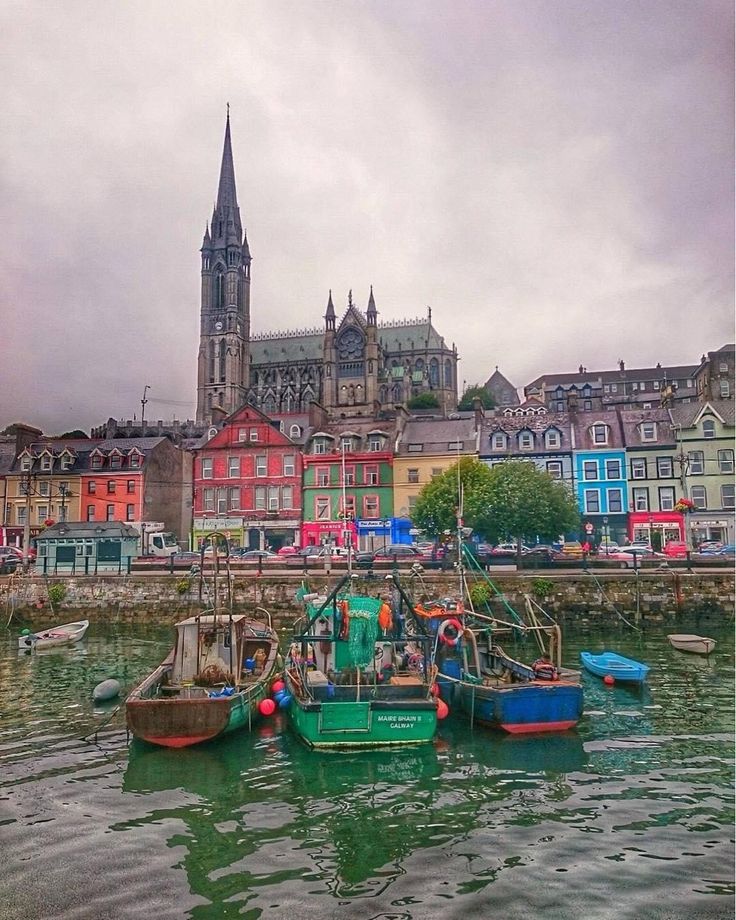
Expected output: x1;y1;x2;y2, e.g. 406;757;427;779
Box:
357;519;390;531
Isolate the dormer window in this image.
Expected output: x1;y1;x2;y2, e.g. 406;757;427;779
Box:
91;453;104;470
39;454;53;472
129;451;142;469
640;422;657;442
592;424;609;445
340;437;355;453
518;430;534;450
702;419;716;439
545;429;561;449
313;439;328;455
503;408;514;417
289;424;302;439
59;451;74;471
20;455;33;472
109;452;123;469
491;432;506;450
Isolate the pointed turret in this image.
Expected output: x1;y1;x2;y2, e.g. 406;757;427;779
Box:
367;285;377;326
201;222;212;250
325;290;336;330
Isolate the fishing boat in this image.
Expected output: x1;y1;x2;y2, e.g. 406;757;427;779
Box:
18;619;89;651
126;611;280;748
667;634;716;655
283;575;440;748
427;598;584;734
580;650;650;683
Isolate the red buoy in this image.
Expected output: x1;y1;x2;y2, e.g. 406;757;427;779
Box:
259;698;276;716
603;674;615;686
436;699;450;720
430;682;440;697
271;679;285;695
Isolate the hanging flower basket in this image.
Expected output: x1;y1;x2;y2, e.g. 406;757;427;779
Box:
44;518;55;527
674;498;695;514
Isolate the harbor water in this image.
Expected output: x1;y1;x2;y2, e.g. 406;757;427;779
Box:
0;622;733;920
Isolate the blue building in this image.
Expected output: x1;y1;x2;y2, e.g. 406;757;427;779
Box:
572;412;628;545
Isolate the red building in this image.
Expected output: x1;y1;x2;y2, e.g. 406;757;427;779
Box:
192;405;303;551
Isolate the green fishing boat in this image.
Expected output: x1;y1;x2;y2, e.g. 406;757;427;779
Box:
284;575;439;748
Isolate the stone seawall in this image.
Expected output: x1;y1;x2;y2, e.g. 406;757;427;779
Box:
4;571;734;634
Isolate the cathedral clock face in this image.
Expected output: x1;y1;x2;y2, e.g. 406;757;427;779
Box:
338;328;363;360
214;319;223;331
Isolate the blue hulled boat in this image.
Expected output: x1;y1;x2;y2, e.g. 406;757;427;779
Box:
580;651;650;683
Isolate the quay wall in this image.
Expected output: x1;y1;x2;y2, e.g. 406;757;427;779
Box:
3;571;734;634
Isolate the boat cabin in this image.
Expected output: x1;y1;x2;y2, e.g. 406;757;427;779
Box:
171;614;274;686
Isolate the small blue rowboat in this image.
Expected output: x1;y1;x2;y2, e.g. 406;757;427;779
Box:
580;651;650;683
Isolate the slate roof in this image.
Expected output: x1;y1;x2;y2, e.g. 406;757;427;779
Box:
249;318;451;366
569;410;626;450
396;417;478;456
0;437;18;476
526;363;699;390
37;521;139;540
619;407;676;447
10;437;169;473
668;399;735;429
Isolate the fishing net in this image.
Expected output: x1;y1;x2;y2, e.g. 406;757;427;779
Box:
341;595;381;668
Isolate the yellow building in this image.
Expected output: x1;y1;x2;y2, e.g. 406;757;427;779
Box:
393;417;479;521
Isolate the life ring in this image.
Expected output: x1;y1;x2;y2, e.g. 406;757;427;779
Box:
438;618;463;646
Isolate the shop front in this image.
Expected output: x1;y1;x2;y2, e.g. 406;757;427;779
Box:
301;519;357;550
355;518;392;553
628;511;684;550
687;514;734;548
193;516;300;552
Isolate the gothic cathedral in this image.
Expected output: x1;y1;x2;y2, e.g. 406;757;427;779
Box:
196;116;459;423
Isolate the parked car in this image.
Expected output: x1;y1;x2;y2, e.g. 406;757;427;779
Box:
238;550;278;562
0;553;20;574
490;542;530;557
697;541;724;553
522;545;557;561
625;541;653;553
595;543;622;556
356;545;425;567
277;545;298;556
663;541;688;559
0;545;36;562
170;551;201;565
605;548;661;568
699;543;734;556
555;541;584;559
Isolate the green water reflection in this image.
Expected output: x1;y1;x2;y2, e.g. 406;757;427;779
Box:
0;621;733;919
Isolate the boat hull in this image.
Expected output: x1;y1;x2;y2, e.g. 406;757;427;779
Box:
455;680;583;734
126;683;271;748
18;620;89;650
667;634;716;655
287;696;438;748
580;651;650;683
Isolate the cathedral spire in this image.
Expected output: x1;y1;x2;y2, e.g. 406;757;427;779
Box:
216;107;239;212
367;285;377;326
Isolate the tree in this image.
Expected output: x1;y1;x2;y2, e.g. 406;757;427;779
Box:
59;430;89;439
407;393;440;409
411;458;580;559
457;385;495;411
411;457;495;539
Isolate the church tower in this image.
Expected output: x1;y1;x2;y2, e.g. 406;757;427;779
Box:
196;111;251;423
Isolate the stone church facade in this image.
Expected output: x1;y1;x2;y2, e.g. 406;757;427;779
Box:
196;116;459;424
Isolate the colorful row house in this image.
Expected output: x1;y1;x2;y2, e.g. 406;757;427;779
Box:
4;437;191;548
669;401;735;546
192;404;303;551
301;420;396;551
394;415;479;543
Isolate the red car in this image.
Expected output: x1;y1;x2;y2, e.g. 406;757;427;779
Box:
663;541;688;559
0;545;36;562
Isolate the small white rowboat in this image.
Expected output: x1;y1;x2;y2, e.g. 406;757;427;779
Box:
18;620;89;650
667;634;716;655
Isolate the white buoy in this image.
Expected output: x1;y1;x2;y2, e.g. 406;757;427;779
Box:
93;679;121;702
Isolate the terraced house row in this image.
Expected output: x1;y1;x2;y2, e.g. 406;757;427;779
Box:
2;394;733;554
191;397;734;552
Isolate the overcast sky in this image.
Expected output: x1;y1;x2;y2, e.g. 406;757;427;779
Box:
1;0;733;433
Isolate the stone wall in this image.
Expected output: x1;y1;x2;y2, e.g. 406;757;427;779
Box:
4;570;733;633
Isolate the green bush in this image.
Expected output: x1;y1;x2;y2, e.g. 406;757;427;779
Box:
531;578;555;599
469;582;492;608
47;583;67;605
175;578;191;595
